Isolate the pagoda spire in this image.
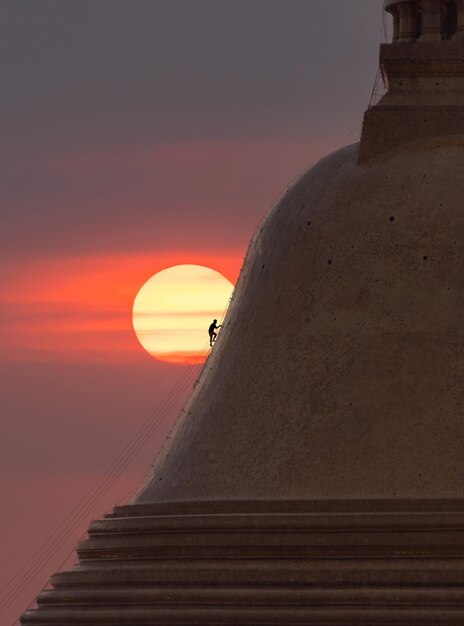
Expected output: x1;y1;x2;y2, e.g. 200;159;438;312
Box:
359;0;464;161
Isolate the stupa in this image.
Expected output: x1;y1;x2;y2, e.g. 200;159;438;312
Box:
22;1;464;624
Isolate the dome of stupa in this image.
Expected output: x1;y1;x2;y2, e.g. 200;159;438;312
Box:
137;134;464;503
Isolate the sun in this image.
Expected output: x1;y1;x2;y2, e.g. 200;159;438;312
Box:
132;264;234;364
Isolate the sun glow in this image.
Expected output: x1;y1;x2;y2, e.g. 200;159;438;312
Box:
132;265;234;364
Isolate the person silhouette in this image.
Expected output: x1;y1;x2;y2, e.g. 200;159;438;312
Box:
208;319;222;347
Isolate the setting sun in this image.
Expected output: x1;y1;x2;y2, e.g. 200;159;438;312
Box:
132;264;234;364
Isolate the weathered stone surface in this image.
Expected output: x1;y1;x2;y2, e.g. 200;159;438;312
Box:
21;500;464;625
137;137;464;504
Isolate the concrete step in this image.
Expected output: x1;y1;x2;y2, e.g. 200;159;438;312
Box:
50;559;464;587
106;499;464;519
35;585;464;607
21;500;464;625
21;605;464;625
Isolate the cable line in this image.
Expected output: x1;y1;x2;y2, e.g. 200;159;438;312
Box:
1;352;201;596
2;355;204;615
1;345;209;619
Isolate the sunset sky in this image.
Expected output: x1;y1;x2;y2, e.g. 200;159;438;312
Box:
0;1;382;622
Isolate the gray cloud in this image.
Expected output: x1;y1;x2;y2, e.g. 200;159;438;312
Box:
1;0;383;262
1;0;381;145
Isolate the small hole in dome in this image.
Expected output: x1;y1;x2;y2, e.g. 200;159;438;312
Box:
389;216;395;222
423;255;428;261
399;81;403;86
327;259;333;265
307;221;312;226
262;264;265;269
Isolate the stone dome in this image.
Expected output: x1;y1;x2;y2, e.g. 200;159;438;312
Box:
138;136;464;504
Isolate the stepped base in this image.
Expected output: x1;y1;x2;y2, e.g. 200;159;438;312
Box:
20;499;464;625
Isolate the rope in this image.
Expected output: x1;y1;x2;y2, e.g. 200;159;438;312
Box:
382;7;389;44
368;65;380;109
114;351;211;505
17;538;79;621
369;4;390;108
2;344;210;621
4;363;204;620
118;304;233;505
5;362;205;610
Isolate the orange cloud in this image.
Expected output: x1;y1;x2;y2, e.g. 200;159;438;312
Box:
0;251;241;363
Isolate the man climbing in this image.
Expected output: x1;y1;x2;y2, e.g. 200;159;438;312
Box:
208;319;222;347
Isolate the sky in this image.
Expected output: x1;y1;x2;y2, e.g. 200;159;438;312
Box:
0;0;384;622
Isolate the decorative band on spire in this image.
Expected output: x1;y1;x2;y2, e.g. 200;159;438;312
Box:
359;0;464;161
384;0;463;42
